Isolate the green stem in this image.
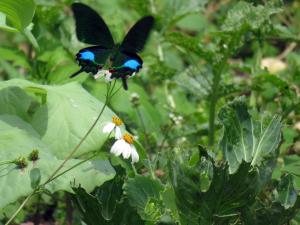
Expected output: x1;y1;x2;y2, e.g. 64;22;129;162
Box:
46;153;97;184
208;70;221;146
5;191;36;225
135;107;155;179
208;38;235;146
0;160;13;167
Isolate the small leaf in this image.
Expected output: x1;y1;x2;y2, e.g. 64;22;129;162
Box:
277;174;297;209
30;168;41;189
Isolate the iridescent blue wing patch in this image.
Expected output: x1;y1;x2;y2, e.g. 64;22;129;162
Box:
70;46;112;77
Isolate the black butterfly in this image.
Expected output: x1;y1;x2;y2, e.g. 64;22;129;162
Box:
70;3;154;90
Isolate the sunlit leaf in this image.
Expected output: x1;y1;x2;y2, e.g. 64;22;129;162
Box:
0;115;115;209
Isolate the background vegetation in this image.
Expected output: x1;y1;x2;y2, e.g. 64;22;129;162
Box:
0;0;300;224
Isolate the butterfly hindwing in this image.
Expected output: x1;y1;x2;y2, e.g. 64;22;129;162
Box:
77;46;113;65
120;16;154;53
71;3;115;48
108;51;142;89
70;46;112;77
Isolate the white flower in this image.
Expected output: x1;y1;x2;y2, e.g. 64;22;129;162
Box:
104;70;113;82
110;134;139;163
94;70;113;82
102;116;123;139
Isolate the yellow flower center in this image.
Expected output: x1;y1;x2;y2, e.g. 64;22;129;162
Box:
112;116;123;126
123;134;134;144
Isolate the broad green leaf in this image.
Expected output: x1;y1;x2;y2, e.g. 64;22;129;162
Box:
124;175;164;222
31;82;115;158
0;115;115;209
222;1;281;32
219;97;282;174
0;79;117;158
0;86;32;121
277;174;297;209
0;0;36;31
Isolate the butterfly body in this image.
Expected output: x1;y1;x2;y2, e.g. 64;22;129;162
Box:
70;3;154;90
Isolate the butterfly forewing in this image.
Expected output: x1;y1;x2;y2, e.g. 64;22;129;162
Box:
120;16;154;53
72;3;115;48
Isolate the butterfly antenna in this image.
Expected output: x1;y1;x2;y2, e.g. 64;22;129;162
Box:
70;68;84;78
121;77;128;90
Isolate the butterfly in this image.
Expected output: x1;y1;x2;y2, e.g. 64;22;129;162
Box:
70;3;154;90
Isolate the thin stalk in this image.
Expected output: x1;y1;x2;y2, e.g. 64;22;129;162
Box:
46;154;97;184
0;160;13;167
208;40;233;146
158;122;174;149
208;70;221;146
135;107;155;179
136;107;151;150
5;191;36;225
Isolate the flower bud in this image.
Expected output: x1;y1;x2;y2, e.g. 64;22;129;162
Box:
28;149;39;162
130;92;140;107
15;156;28;169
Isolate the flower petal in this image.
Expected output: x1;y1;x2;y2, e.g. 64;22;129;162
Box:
94;70;105;79
115;127;122;139
131;145;139;163
105;71;113;82
122;143;132;159
103;122;115;133
110;139;125;156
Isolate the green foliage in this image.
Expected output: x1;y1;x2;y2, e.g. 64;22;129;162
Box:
222;1;281;32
